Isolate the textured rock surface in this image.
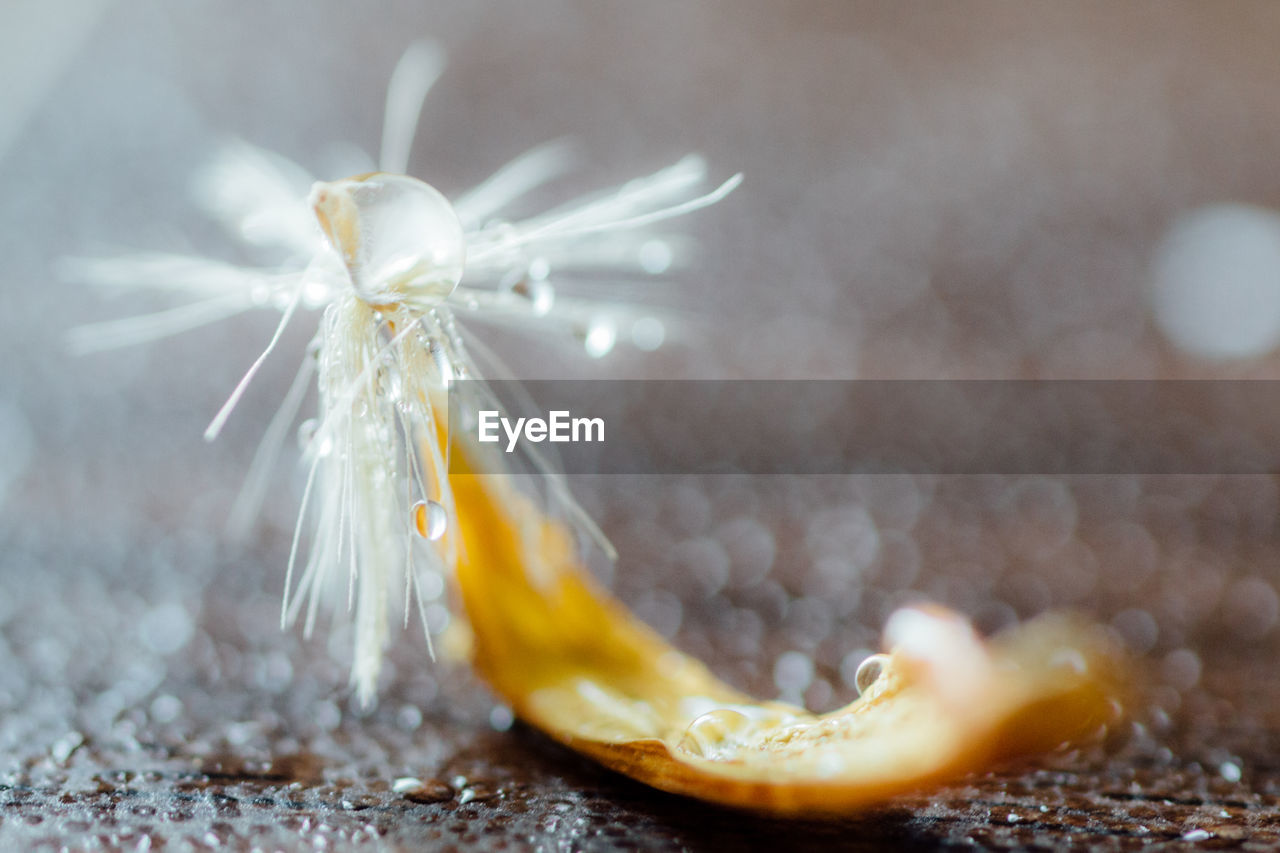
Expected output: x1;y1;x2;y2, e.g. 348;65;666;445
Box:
5;2;1280;849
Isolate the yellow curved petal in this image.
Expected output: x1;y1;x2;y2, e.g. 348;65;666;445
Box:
449;460;1124;816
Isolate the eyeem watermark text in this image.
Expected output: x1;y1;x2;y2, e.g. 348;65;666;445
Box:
477;410;605;453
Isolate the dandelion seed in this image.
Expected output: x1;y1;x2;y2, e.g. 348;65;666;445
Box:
67;41;740;706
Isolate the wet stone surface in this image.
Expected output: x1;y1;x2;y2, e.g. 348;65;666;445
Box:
4;483;1280;850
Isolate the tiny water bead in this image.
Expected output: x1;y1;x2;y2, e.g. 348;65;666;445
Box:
527;256;551;281
296;418;318;450
296;417;334;457
579;317;618;359
411;499;448;541
488;704;515;732
391;776;424;794
310;173;466;309
854;653;889;696
676;709;752;758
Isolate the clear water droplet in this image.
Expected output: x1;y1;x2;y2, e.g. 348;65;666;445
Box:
412;500;447;541
297;418;333;457
392;776;424;794
302;278;331;309
528;256;551;281
580;317;617;359
855;653;889;696
677;709;751;758
488;705;514;731
297;418;319;450
310;174;466;307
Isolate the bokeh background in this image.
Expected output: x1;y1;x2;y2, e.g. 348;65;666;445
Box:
5;1;1280;849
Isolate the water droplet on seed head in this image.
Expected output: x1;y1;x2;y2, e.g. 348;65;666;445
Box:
580;317;617;358
412;499;448;541
311;173;466;309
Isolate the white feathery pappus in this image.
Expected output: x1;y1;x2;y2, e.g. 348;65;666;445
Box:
65;42;741;707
